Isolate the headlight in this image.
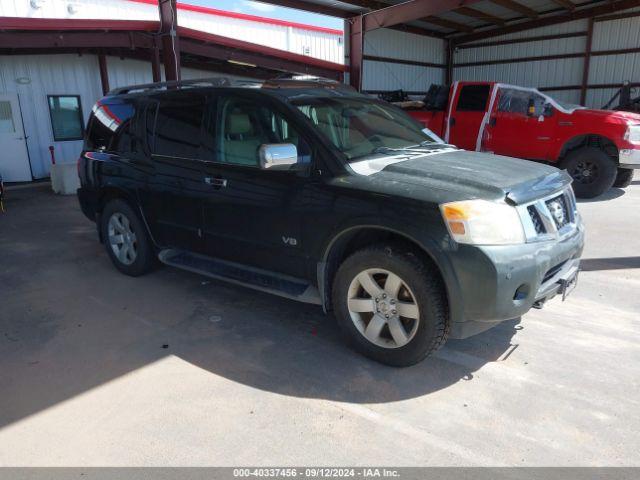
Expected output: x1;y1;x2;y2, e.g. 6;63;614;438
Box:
624;124;640;144
440;199;525;245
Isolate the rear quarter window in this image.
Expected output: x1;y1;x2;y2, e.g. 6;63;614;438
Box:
85;101;134;152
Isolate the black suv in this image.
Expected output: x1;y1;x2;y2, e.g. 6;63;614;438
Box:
78;78;584;366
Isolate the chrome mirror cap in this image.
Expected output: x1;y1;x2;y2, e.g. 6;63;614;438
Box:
259;143;298;170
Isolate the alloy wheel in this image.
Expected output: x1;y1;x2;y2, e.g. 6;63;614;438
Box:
347;268;420;349
107;212;138;265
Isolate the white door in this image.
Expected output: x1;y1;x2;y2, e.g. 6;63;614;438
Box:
0;93;32;182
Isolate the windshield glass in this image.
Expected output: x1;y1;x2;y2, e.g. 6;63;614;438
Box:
291;97;439;161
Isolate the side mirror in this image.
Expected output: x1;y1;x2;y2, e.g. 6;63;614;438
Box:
259;143;298;170
543;103;554;117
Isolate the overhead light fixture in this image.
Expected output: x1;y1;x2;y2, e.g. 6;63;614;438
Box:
67;3;80;14
30;0;46;9
228;59;257;68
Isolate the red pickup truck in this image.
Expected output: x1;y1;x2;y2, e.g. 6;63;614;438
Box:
403;81;640;198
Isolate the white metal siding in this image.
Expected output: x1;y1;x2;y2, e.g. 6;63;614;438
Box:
0;54;102;179
0;54;219;179
0;0;344;64
361;28;445;94
452;12;640;108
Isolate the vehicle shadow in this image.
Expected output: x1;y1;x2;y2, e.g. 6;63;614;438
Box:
0;188;520;430
576;187;625;203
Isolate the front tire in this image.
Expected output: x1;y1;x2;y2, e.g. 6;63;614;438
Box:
100;199;156;276
332;245;448;367
613;168;634;188
559;147;617;199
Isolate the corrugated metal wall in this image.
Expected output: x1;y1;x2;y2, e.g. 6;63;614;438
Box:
361;28;445;95
0;54;218;179
0;0;344;64
452;10;640;108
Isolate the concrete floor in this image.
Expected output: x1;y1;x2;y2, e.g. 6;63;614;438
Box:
0;182;638;466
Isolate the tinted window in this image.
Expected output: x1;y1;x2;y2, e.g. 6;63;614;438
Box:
456;85;490;111
86;101;134;152
153;95;205;158
214;96;311;167
48;95;84;141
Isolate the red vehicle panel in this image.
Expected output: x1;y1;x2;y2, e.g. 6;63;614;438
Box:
402;81;640;198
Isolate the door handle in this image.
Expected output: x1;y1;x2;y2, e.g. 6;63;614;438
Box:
204;177;227;188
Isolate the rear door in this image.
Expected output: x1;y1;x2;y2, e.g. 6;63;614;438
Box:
199;92;314;278
483;87;555;160
0;93;32;182
447;83;491;150
137;92;209;252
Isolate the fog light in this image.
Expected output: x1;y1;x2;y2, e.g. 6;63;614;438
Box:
513;284;530;301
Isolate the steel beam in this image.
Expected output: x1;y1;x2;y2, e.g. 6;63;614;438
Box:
580;17;594;105
454;6;506;26
98;54;110;96
0;31;154;49
488;0;538;18
550;0;576;11
361;0;481;32
151;41;162;83
158;0;180;81
349;15;364;90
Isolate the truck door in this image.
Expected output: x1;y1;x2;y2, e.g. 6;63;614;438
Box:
483;87;555;160
447;83;490;150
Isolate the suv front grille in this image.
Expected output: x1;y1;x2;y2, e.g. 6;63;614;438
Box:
518;187;578;242
527;206;546;234
545;194;570;230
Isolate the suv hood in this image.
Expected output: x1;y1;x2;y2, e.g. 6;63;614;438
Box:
348;149;571;205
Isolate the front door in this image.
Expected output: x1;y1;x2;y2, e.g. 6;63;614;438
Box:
200;93;314;278
483;87;555;160
447;83;491;151
0;93;31;182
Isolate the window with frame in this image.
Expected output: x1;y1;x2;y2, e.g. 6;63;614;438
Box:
215;96;311;167
48;95;84;141
456;85;490;112
498;89;547;116
152;94;206;159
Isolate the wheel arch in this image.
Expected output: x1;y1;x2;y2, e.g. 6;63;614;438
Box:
318;226;451;317
96;185;156;247
557;134;618;164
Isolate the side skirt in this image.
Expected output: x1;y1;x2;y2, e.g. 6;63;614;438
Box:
158;249;322;305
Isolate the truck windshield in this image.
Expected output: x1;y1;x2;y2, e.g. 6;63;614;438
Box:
291;97;439;161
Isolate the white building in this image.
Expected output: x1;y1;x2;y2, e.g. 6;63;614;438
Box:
0;0;345;182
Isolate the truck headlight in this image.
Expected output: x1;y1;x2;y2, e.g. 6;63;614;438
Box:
624;124;640;144
440;199;525;245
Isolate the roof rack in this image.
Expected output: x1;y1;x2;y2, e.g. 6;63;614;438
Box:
262;78;355;92
107;77;261;95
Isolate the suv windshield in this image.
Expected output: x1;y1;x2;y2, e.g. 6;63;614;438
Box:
291;97;440;161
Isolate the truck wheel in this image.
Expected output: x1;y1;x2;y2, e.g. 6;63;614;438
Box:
332;245;448;367
613;168;634;188
100;199;156;277
560;147;617;199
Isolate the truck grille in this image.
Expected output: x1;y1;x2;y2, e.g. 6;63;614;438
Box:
518;187;578;242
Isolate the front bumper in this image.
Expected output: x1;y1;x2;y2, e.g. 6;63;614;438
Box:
619;148;640;169
447;222;585;339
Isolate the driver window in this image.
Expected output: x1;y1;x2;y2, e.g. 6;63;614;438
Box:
215;96;311;167
498;89;548;117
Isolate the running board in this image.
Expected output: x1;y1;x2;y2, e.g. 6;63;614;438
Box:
158;249;322;305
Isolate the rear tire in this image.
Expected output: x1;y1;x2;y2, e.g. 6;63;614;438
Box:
559;147;617;199
100;199;156;277
613;168;634;188
332;244;448;367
